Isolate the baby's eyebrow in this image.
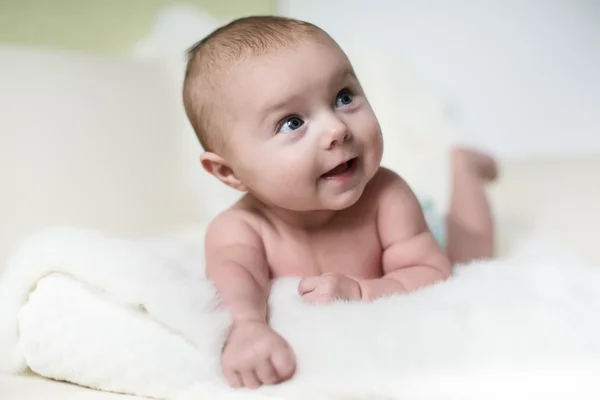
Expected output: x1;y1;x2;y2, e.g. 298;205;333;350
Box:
260;94;300;118
342;67;357;80
258;64;357;122
334;67;359;88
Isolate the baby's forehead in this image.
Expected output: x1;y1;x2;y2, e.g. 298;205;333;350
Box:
227;39;349;83
207;37;351;131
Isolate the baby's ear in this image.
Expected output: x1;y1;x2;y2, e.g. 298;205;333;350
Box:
199;152;248;192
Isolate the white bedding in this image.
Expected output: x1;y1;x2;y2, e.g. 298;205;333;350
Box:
0;373;144;400
1;227;600;400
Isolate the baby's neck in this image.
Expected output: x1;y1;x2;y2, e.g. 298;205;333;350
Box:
269;208;338;230
246;195;339;230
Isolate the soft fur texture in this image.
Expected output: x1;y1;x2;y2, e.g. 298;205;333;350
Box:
0;227;229;398
1;227;600;400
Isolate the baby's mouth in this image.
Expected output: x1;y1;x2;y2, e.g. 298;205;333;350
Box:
321;157;358;179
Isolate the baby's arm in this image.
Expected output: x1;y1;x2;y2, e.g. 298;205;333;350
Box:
358;170;452;300
204;211;295;388
205;212;271;323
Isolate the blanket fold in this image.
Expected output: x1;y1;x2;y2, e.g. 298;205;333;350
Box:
1;227;600;400
0;227;230;398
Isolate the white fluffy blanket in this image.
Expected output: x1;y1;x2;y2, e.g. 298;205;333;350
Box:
1;227;600;400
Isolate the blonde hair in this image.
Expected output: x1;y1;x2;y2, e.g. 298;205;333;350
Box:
182;15;328;153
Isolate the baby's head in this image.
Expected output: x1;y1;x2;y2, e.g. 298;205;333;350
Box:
183;16;383;212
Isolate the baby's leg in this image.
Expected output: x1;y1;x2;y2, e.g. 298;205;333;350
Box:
446;147;498;264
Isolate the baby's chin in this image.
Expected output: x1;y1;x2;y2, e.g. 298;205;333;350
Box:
319;187;366;211
267;191;363;213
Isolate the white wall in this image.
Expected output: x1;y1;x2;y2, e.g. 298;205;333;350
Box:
279;0;600;159
0;46;196;269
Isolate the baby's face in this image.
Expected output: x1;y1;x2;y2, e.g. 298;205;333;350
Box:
220;38;383;211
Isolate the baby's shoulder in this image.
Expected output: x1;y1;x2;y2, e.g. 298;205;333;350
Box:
204;199;266;248
365;167;413;200
366;167;425;226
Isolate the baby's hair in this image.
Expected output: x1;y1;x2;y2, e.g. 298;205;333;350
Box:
182;15;329;153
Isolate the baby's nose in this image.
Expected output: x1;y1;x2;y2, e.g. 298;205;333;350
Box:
321;119;351;150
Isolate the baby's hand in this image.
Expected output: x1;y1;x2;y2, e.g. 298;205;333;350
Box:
298;273;362;303
221;321;296;389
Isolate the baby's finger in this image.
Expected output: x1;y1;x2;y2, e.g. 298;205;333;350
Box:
271;349;296;381
256;359;278;385
302;291;329;304
297;276;320;295
301;289;334;303
223;368;242;388
241;370;261;389
300;290;319;302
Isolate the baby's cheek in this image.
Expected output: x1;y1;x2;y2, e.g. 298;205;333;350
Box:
360;117;383;151
280;162;312;191
366;115;383;139
261;156;307;190
351;108;379;138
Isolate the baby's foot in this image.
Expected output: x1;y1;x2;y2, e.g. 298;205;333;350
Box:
452;147;499;183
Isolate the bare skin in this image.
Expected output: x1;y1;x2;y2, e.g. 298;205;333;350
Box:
193;34;497;390
205;166;454;388
447;147;498;264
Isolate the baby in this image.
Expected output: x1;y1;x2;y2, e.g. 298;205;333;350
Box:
182;16;498;389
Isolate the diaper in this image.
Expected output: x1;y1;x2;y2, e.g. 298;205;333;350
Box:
419;196;447;249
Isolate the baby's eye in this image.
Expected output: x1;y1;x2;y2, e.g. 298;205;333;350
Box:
335;89;354;107
278;116;304;133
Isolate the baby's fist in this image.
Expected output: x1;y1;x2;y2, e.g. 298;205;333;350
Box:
221;321;296;388
298;273;362;303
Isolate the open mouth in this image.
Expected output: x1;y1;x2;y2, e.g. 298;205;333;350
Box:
321;157;358;179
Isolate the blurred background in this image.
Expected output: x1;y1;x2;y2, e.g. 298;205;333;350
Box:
283;0;600;159
0;0;275;53
1;0;599;268
2;0;599;157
